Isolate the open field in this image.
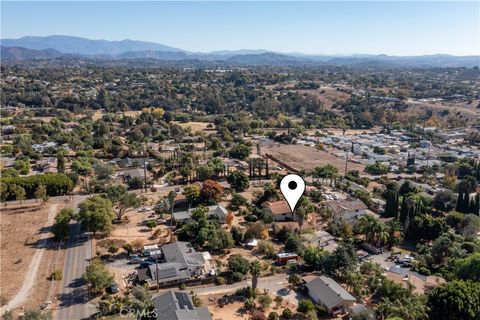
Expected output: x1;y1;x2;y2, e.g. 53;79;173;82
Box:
175;121;216;133
264;144;365;173
0;200;67;312
407;99;480;122
299;85;351;108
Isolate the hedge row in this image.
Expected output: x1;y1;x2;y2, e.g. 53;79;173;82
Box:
1;173;74;200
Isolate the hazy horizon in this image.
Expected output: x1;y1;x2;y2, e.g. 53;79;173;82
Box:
2;1;479;56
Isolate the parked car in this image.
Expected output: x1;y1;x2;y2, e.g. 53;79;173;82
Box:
139;261;154;268
129;255;142;264
106;282;119;294
138;207;152;212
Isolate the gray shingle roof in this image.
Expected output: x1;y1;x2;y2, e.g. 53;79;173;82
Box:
144;242;206;284
173;205;228;222
153;291;212;320
306;276;356;309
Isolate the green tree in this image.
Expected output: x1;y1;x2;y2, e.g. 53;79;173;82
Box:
250;260;261;289
365;161;389;175
34;184;49;204
288;274;301;287
427;280;480;320
228;255;251;274
183;184;201;206
227;171;250;192
326;243;358;278
11;184;26;203
455;252;480;281
14;159;30;175
229;144;251;160
51;208;74;240
297;299;315;314
105;186;141;220
83;259;114;292
77;196;114;235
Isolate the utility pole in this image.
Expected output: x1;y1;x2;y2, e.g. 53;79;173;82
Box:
156;254;160;291
143;142;148;193
345;151;349;175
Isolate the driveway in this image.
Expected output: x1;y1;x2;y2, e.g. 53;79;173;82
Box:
188;274;305;306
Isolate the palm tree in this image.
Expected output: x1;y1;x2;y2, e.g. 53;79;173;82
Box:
250;260;261;290
295;197;315;230
386;220;403;249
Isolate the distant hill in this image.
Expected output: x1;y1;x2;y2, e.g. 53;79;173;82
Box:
326;54;480;68
227;52;311;66
1;46;63;60
1;35;479;67
1;35;183;55
117;50;188;60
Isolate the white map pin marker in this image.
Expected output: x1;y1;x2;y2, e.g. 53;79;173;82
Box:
280;174;306;214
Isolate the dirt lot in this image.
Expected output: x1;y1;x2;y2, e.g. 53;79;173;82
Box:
0;200;67;311
175;121;216;134
264;144;365;173
203;293;300;320
299;85;351;108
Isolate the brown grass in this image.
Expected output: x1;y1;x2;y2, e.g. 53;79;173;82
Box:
0;201;66;310
264;144;365;173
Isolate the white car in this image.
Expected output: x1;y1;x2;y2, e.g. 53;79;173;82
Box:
138;207;152;212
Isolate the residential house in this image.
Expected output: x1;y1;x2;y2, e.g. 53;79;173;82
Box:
121;168;152;183
263;200;296;222
172;205;229;224
322;199;376;223
153;290;212;320
137;242;215;288
36;157;58;173
386;266;446;295
305;276;356;315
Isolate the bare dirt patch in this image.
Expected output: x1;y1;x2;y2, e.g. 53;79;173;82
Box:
203;294;299;320
299;85;351;108
0;200;67;311
264;144;365;173
175;121;216;134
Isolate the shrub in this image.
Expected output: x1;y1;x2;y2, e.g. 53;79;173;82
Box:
179;283;186;290
258;294;272;310
282;308;293;319
230;272;244;282
50;270;63;281
268;312;279;320
214;276;226;286
146;219;157;229
108;244;119;254
122;243;133;254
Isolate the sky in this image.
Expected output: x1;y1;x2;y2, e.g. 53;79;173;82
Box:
1;1;479;56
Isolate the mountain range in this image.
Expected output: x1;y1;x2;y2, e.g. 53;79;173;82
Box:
1;35;479;68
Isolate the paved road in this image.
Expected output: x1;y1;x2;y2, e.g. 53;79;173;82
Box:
189;274;305;306
55;195;95;320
